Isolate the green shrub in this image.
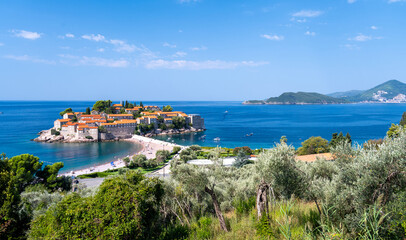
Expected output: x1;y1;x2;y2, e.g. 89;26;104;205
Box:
255;214;273;237
297;136;329;155
50;129;60;136
159;224;190;240
233;146;252;155
130;154;147;168
172;146;181;154
193;216;213;239
85;136;93;139
29;171;164;239
233;197;256;217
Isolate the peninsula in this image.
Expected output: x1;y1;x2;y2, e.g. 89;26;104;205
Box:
243;79;406;105
34;100;205;143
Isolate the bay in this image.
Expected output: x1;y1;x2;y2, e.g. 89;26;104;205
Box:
0;101;404;172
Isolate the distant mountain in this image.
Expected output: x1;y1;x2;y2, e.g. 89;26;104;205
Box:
347;80;406;102
243;80;406;105
327;90;365;98
243;92;348;105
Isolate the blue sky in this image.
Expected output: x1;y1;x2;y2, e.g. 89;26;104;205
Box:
1;0;406;101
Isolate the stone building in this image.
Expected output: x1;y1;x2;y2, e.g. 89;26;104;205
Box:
189;114;205;129
107;114;133;120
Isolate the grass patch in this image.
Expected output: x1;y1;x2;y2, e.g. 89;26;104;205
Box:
186;199;320;240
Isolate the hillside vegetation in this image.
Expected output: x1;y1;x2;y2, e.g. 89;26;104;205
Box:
245;80;406;104
2;126;406;239
348;79;406;101
244;92;348;105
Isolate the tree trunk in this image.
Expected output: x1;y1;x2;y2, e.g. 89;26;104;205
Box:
205;186;229;232
175;198;190;226
256;182;269;220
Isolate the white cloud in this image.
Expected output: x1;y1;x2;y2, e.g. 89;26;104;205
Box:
173;51;187;57
190;46;207;51
65;33;75;38
4;55;55;64
348;33;378;41
81;34;136;53
97;48;105;52
343;44;360;50
163;42;177;48
145;59;268;70
296;19;307;23
305;31;316;36
348;0;357;3
371;26;378;30
261;34;284;41
82;34;105;42
12;30;42;40
59;54;129;68
110;39;136;53
292;10;323;18
0;43;4;46
388;0;406;3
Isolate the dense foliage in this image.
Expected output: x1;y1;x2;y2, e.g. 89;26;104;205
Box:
92;100;112;112
59;107;73;116
0;154;69;239
162;105;173;112
2;126;406;239
29;171;164;239
297;136;329;155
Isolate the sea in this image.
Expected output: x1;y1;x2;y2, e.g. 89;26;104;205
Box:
0;101;405;172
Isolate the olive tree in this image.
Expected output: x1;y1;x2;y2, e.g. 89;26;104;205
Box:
171;148;231;231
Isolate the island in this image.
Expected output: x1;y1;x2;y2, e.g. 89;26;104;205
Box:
244;79;406;105
243;92;348;105
34;100;205;143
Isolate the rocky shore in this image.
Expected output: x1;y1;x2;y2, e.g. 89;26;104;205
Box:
33;127;205;143
33;129;99;143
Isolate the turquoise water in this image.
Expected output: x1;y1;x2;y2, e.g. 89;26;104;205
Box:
0;101;405;171
0;101;142;173
152;102;406;149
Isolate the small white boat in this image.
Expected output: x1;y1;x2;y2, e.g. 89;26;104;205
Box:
214;137;220;141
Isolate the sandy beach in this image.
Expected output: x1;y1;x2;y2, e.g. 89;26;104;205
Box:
62;135;182;177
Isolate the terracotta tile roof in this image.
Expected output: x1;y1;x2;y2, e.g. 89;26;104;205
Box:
112;104;123;107
57;119;71;122
78;125;98;130
66;113;74;115
101;123;117;126
115;119;138;124
295;153;334;163
108;114;133;117
80;114;102;118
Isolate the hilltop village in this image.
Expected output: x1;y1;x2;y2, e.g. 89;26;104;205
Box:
34;101;205;143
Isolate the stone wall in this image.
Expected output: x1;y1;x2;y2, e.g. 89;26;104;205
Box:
103;124;136;139
189;114;205;129
76;128;99;141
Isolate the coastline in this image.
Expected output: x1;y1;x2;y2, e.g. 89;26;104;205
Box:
34;127;205;143
61;135;182;177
